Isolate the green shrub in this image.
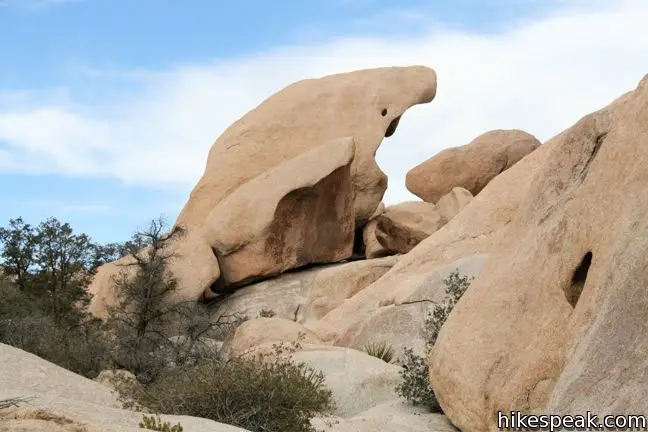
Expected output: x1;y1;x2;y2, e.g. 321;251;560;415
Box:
139;414;183;431
395;270;474;412
395;348;439;410
258;308;276;318
423;270;474;347
120;353;334;432
363;341;394;363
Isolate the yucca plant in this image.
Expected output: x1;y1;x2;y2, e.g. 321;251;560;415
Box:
363;341;395;363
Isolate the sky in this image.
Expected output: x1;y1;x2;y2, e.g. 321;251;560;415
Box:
1;0;648;243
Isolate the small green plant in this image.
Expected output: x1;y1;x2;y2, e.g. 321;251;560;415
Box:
139;414;183;431
258;308;276;318
363;341;394;363
395;270;474;412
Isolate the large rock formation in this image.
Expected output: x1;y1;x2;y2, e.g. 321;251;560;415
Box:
430;75;648;431
88;66;437;312
203;138;356;289
406;129;541;203
312;138;552;352
177;66;437;230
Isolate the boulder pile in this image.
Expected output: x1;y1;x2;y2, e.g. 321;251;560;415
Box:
79;66;648;431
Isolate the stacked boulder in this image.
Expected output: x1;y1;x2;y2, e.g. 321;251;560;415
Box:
89;65;438;316
406;129;541;203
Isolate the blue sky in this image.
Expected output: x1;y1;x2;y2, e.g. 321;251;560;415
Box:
1;0;648;244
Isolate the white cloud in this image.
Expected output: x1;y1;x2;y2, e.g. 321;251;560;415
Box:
1;0;648;205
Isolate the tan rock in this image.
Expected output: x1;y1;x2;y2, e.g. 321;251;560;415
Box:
291;347;402;418
406;129;541;203
435;187;473;221
88;229;220;319
313;132;553;349
209;264;325;323
374;201;446;255
177;66;437;230
203;138;355;289
209;256;398;328
220;317;321;359
430;75;648;431
362;203;389;258
301;256;398;328
363;219;390;259
311;401;457;432
340;254;487;359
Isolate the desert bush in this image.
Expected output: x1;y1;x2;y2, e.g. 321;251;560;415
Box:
363;341;394;363
395;270;474;412
257;308;276;318
395;348;440;410
119;351;334;432
1;312;109;378
139;414;183;431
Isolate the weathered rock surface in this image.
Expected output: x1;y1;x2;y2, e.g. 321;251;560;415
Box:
313;136;553;351
435;187;473;221
209;256;398;328
314;254;487;358
363;203;390;259
311;401;457;432
177;66;437;230
301;256;397;328
374;201;447;255
0;343;248;432
220;317;321;359
363;219;390;259
363;189;472;259
406;129;541;203
88;229;220;319
209;265;323;323
291;347;402;418
204;138;356;289
430;76;648;431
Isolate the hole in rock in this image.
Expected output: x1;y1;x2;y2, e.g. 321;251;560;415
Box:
352;227;366;259
384;116;401;138
565;251;592;308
